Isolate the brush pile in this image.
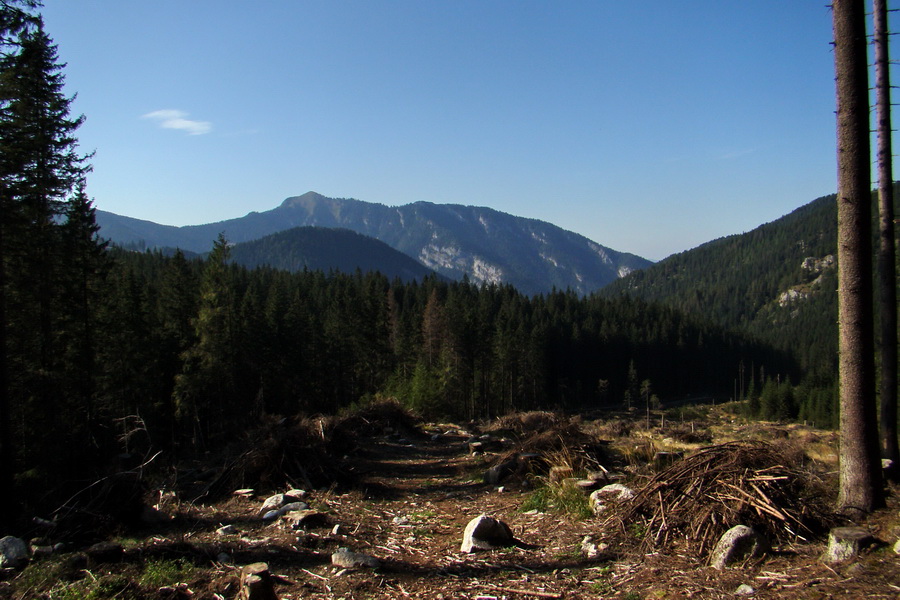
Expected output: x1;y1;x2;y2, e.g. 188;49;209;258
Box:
610;440;836;554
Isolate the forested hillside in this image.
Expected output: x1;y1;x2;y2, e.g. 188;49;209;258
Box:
228;226;442;282
602;191;895;375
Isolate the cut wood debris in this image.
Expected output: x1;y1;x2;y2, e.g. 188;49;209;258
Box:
609;440;839;554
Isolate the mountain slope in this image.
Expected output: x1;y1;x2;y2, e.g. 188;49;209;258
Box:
228;227;441;282
96;192;651;296
602;191;871;373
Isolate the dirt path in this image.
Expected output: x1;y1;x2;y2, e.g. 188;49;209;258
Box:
207;428;900;600
15;423;900;600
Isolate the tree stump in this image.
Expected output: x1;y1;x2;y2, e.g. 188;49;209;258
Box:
822;527;877;564
239;562;278;600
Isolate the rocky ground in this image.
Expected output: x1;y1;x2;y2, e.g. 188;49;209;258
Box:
3;409;900;599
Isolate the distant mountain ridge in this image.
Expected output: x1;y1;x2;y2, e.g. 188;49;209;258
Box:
96;191;652;295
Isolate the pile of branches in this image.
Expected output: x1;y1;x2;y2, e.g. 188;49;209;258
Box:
327;398;422;452
611;441;837;554
485;411;568;438
492;417;610;477
184;399;422;500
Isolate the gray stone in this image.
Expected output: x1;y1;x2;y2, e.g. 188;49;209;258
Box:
217;525;238;536
259;493;286;514
280;501;309;513
734;583;755;595
283;509;328;529
460;514;514;553
709;525;768;569
331;547;380;569
589;483;635;513
0;536;28;568
284;489;307;500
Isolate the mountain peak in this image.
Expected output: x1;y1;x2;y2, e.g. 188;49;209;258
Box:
280;191;327;208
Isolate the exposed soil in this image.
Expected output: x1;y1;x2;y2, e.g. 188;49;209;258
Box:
5;414;900;600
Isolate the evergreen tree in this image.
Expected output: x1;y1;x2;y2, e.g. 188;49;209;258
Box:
0;0;40;531
174;234;238;450
0;8;91;525
59;185;108;442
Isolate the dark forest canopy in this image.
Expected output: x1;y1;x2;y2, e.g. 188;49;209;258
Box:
98;245;794;427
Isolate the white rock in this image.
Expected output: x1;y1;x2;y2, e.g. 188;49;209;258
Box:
589;483;634;513
259;494;286;514
460;514;514;553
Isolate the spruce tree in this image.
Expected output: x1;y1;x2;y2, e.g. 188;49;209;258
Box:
0;7;91;525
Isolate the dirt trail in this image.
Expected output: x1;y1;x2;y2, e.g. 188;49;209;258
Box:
225;428;900;600
10;420;900;600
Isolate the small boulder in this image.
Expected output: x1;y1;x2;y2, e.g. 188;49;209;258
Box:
484;458;517;485
284;489;308;501
283;509;328;529
280;501;309;513
258;494;286;515
331;547;380;569
460;514;514;553
217;524;238;536
580;535;608;559
734;583;755;595
709;525;768;569
589;483;635;513
0;536;28;568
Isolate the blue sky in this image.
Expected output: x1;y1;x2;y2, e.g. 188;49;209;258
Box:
41;2;849;261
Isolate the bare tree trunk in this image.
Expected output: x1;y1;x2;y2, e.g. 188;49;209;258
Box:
0;222;13;532
874;0;899;476
833;0;884;514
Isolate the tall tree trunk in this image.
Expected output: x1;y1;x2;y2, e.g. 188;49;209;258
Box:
874;0;900;476
0;222;13;531
833;0;884;514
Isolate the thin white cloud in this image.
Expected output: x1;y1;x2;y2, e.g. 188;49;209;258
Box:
142;109;212;136
717;148;757;161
